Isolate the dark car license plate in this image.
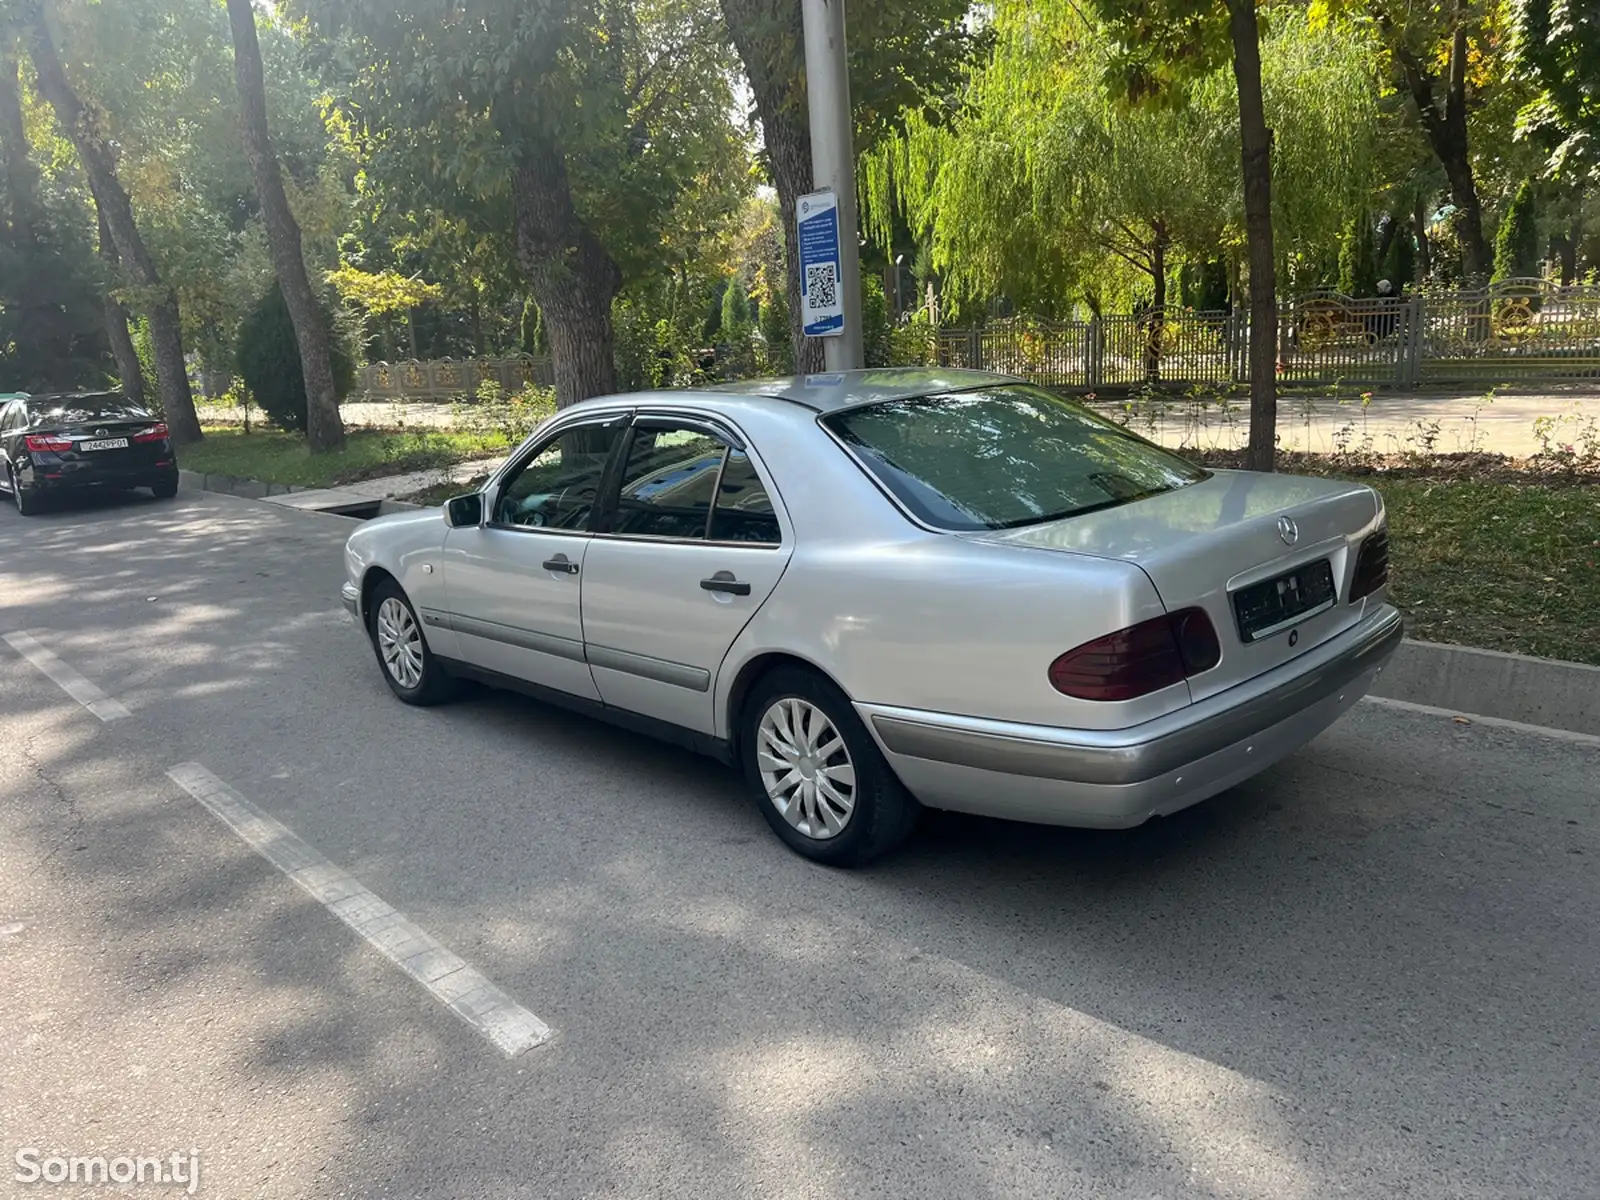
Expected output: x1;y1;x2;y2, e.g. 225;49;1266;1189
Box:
1233;558;1337;643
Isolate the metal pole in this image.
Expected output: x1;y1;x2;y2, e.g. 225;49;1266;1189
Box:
802;0;864;371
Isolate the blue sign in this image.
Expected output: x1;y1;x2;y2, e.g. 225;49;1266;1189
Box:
797;190;844;338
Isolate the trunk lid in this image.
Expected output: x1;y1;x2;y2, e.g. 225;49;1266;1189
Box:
972;470;1383;701
44;417;165;469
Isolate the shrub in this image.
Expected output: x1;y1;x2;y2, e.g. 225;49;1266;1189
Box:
1338;212;1379;297
1494;180;1541;283
236;282;354;433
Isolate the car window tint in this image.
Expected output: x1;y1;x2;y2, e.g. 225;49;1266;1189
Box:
612;426;727;540
824;385;1207;532
709;450;780;544
30;394;148;426
494;423;623;530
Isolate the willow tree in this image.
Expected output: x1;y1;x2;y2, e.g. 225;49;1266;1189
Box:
862;5;1376;330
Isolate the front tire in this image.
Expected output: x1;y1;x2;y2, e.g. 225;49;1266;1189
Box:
367;579;457;706
741;666;918;866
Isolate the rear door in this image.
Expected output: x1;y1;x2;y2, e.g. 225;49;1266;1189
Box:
579;416;792;735
440;414;630;701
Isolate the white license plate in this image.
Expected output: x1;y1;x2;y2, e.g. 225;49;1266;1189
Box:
79;438;129;451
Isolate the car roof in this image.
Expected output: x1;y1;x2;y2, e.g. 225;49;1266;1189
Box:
553;368;1020;422
704;367;1019;413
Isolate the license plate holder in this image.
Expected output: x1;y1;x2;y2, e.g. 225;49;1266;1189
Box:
79;438;129;451
1233;558;1337;643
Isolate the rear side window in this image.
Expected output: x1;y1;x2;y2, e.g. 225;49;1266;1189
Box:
824;385;1207;531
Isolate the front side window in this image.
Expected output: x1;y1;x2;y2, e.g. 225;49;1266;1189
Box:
824;385;1207;531
493;422;624;530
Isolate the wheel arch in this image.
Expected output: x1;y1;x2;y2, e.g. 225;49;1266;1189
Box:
721;650;852;762
359;565;400;629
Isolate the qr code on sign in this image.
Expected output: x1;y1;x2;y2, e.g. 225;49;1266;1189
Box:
806;264;837;309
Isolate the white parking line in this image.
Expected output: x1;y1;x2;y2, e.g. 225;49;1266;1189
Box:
166;762;552;1058
3;631;130;721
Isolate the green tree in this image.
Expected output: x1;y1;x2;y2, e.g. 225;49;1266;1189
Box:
20;1;203;442
1494;179;1542;280
1339;212;1379;295
1511;0;1600;182
226;0;344;453
237;281;353;432
720;272;751;333
1382;217;1417;287
719;0;980;371
1090;0;1281;470
300;0;745;409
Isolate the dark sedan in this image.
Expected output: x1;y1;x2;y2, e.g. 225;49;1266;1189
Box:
0;391;179;516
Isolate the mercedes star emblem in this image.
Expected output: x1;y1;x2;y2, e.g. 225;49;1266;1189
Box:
1277;516;1299;546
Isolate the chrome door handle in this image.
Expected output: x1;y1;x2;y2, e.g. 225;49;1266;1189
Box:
542;558;579;575
700;575;751;596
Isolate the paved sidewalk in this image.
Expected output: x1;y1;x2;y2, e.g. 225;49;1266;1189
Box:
1106;388;1600;459
251;456;505;516
200;386;1600;466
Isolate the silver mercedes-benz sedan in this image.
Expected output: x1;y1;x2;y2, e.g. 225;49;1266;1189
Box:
340;369;1401;865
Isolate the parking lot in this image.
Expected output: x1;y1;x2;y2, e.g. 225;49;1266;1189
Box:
2;488;1597;1199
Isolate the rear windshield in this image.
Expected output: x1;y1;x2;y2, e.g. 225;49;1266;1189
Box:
823;384;1207;531
30;394;147;425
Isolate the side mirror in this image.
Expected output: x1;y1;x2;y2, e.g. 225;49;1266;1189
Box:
444;492;484;528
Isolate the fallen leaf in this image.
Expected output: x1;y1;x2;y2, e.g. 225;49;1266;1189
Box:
1453;716;1472;725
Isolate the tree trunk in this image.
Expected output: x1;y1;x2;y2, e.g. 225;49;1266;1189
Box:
1557;216;1580;285
1228;0;1277;472
226;0;344;453
1414;192;1431;282
27;16;202;444
1144;228;1168;384
95;205;145;407
720;0;825;374
0;41;41;241
509;139;622;407
1387;11;1489;282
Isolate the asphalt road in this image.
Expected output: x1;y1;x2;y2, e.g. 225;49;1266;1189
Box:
1;487;1596;1200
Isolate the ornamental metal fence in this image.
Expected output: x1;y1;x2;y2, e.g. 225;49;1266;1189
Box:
356;355;555;401
912;279;1600;390
352;280;1600;402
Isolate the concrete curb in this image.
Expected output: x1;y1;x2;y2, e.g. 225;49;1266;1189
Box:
178;468;307;499
1373;639;1600;737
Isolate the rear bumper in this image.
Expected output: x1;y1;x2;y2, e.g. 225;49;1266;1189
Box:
20;461;178;491
861;603;1404;828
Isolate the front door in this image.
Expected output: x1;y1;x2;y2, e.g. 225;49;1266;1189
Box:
580;418;792;734
441;417;628;701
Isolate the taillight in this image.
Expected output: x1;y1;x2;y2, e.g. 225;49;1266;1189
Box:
1048;607;1222;701
133;423;170;443
1350;528;1389;601
23;433;70;452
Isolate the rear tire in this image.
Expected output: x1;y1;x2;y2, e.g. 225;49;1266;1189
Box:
150;478;178;500
367;578;457;706
741;666;918;866
11;472;38;516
